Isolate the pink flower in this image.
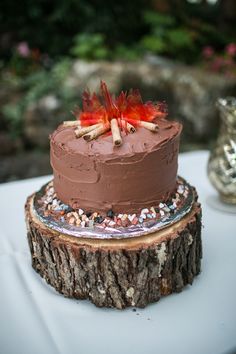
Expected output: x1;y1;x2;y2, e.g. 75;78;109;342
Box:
16;42;30;58
225;43;236;57
202;46;214;59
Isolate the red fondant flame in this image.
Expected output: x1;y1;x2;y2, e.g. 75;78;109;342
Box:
74;81;167;130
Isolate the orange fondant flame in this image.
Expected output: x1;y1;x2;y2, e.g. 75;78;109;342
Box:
74;81;167;130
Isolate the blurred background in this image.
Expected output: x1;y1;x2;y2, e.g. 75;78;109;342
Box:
0;0;236;182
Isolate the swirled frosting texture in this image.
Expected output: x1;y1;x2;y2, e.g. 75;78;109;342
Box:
50;119;182;213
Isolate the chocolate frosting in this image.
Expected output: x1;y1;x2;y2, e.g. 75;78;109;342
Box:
50;119;182;213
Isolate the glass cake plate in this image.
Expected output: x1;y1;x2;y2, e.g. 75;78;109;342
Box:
33;176;195;239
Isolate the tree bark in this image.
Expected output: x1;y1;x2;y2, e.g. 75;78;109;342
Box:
25;194;202;309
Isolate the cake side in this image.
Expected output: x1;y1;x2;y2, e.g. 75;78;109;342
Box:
50;119;182;213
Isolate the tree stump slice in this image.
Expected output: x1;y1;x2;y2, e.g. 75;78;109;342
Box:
25;193;202;309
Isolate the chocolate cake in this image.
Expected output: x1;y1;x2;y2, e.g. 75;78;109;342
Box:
50;120;181;213
25;82;202;309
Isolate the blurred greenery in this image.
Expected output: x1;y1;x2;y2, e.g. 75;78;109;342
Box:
1;0;236;66
1;0;236;141
141;12;195;62
1;58;76;138
0;0;148;59
70;33;109;60
2;103;23;138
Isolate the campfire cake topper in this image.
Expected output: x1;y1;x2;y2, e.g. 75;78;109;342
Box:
63;81;168;147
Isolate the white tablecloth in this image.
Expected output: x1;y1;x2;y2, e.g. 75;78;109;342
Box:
0;151;235;354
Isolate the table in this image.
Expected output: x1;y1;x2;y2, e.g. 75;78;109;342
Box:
0;151;235;354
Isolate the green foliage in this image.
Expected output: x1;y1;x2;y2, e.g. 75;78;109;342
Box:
140;11;195;62
113;45;141;61
1;0;235;66
168;29;193;49
70;33;109;60
2;103;24;138
0;0;149;59
143;11;175;27
8;54;30;76
20;58;73;106
141;36;165;54
1;58;76;138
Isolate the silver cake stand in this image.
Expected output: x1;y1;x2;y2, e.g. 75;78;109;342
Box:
33;176;195;240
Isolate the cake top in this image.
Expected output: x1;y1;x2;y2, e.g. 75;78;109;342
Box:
51;120;181;160
60;81;174;148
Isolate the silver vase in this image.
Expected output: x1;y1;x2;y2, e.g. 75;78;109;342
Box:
208;97;236;204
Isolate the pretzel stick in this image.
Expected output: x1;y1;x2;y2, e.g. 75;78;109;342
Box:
63;121;81;127
139;121;159;132
126;122;136;133
111;118;122;146
120;119;136;133
75;123;103;138
83;123;110;141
